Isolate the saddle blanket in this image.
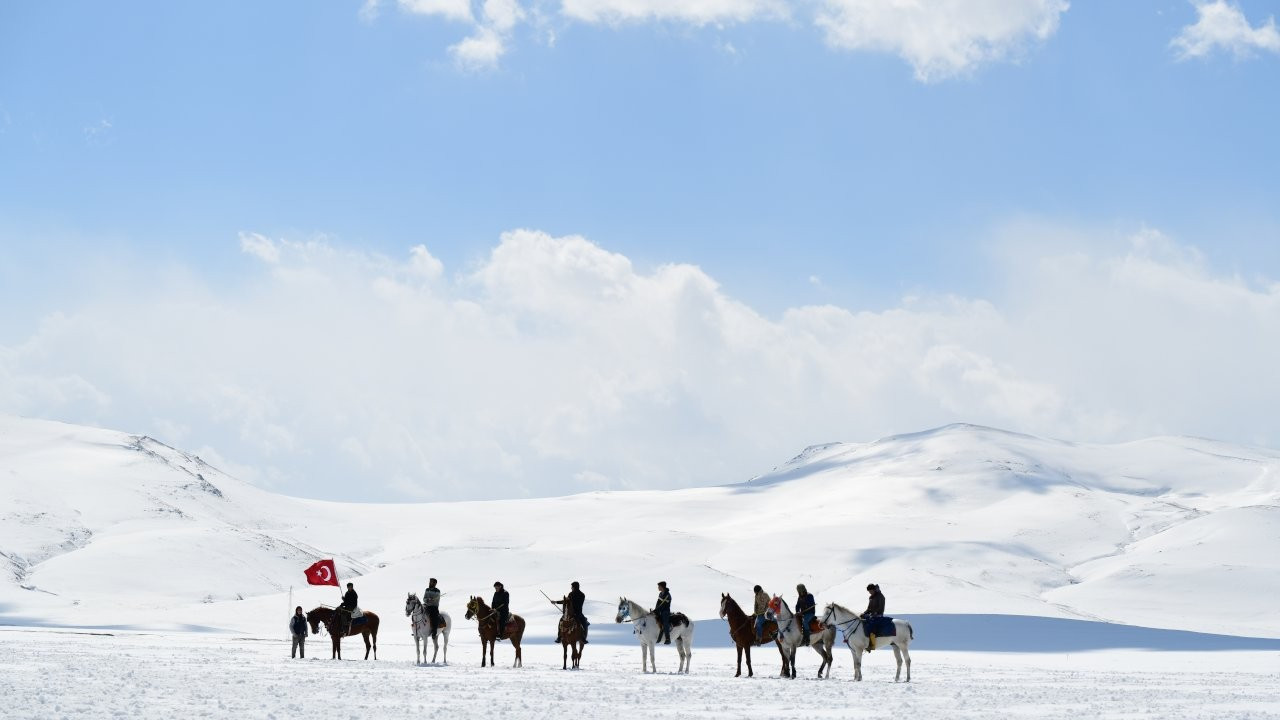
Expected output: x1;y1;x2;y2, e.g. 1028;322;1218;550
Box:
865;616;895;637
807;619;826;634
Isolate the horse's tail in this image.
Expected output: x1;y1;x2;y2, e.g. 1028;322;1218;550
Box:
907;621;914;640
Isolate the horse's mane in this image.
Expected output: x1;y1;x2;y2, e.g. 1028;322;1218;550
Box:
827;602;853;614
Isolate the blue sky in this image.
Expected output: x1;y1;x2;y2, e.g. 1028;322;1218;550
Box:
2;1;1279;501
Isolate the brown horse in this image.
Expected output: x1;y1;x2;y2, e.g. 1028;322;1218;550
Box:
719;593;783;677
557;594;586;669
306;606;380;660
464;596;525;667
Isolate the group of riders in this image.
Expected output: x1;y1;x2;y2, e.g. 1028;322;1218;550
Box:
294;577;888;650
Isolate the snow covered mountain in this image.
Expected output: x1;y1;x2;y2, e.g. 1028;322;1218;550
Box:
1;416;1277;639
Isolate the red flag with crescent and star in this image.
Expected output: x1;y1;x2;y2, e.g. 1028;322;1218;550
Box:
304;559;339;587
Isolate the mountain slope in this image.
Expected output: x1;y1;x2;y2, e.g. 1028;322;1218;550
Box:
1;417;1277;638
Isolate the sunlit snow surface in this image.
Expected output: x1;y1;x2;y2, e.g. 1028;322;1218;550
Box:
3;629;1278;720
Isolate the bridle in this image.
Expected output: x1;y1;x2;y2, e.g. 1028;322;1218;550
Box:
822;605;862;644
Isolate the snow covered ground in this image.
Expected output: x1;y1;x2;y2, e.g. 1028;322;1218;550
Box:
4;628;1278;720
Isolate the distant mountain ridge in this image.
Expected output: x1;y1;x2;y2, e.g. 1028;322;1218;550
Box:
1;415;1277;638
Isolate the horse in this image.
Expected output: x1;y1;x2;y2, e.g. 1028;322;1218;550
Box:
404;593;451;665
718;593;784;678
614;597;694;674
769;596;835;679
306;606;379;660
557;595;586;670
821;602;914;682
464;596;524;668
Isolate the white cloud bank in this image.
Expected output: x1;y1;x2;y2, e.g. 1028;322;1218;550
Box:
1172;0;1280;59
3;227;1278;502
386;0;1070;79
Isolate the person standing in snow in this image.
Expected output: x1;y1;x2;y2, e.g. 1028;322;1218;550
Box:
423;578;442;640
753;585;771;644
552;581;589;644
654;581;673;645
492;581;510;640
290;606;308;659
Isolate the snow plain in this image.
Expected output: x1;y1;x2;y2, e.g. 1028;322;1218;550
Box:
3;415;1280;717
3;628;1278;720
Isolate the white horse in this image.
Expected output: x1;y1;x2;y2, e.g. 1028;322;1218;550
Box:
770;596;835;678
404;593;451;665
614;597;694;674
821;602;913;682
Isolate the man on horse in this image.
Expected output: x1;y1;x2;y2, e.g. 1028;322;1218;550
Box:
423;578;442;640
795;583;816;645
753;585;771;645
654;581;672;645
340;582;360;632
492;581;510;640
861;583;886;651
552;581;589;644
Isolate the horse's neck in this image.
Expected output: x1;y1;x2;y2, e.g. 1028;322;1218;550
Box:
725;599;747;621
627;600;648;618
777;600;792;620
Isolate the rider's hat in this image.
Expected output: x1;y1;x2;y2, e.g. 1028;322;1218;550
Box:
494;581;503;588
429;578;437;585
571;581;580;589
657;580;666;587
866;583;877;591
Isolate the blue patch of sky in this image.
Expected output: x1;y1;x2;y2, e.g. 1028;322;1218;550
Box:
1;1;1277;330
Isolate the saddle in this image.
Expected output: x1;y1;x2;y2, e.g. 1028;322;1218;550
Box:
807;618;826;634
865;615;895;637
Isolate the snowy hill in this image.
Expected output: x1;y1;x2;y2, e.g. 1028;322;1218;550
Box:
1;416;1277;640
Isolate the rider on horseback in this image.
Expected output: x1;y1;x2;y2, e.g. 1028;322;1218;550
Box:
753;585;771;645
795;583;816;645
339;582;359;634
492;581;510;640
423;578;442;640
654;581;672;645
552;581;589;644
861;583;885;651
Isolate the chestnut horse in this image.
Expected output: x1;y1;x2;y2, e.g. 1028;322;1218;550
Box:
306;606;379;660
719;593;784;678
557;594;586;669
464;596;525;668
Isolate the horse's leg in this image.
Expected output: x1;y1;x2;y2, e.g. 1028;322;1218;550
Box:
443;628;449;665
734;645;742;677
513;638;522;668
648;640;656;674
892;643;903;682
900;640;911;682
853;646;863;681
562;639;568;669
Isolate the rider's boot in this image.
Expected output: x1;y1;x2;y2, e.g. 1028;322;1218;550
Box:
867;633;875;652
663;632;670;645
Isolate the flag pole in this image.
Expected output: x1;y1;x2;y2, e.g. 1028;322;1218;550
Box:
288;585;293;642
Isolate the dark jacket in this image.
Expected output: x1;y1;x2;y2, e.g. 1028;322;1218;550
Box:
492;589;509;613
863;589;885;617
563;589;585;615
342;589;358;610
796;592;816;617
290;615;308;637
655;589;671;616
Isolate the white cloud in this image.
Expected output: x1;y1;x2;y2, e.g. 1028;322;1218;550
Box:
1172;0;1280;60
450;26;509;69
398;0;475;23
560;0;787;25
4;227;1278;502
815;0;1069;81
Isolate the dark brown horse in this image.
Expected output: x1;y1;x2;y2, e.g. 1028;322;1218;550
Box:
719;593;783;677
557;594;586;669
306;606;380;660
464;596;525;667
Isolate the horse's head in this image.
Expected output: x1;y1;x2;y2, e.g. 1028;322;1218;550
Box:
719;593;730;619
820;603;836;626
615;597;630;623
305;607;324;635
465;596;479;620
405;593;419;616
768;595;782;616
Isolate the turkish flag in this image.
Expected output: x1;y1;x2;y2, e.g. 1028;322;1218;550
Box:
304;559;339;587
